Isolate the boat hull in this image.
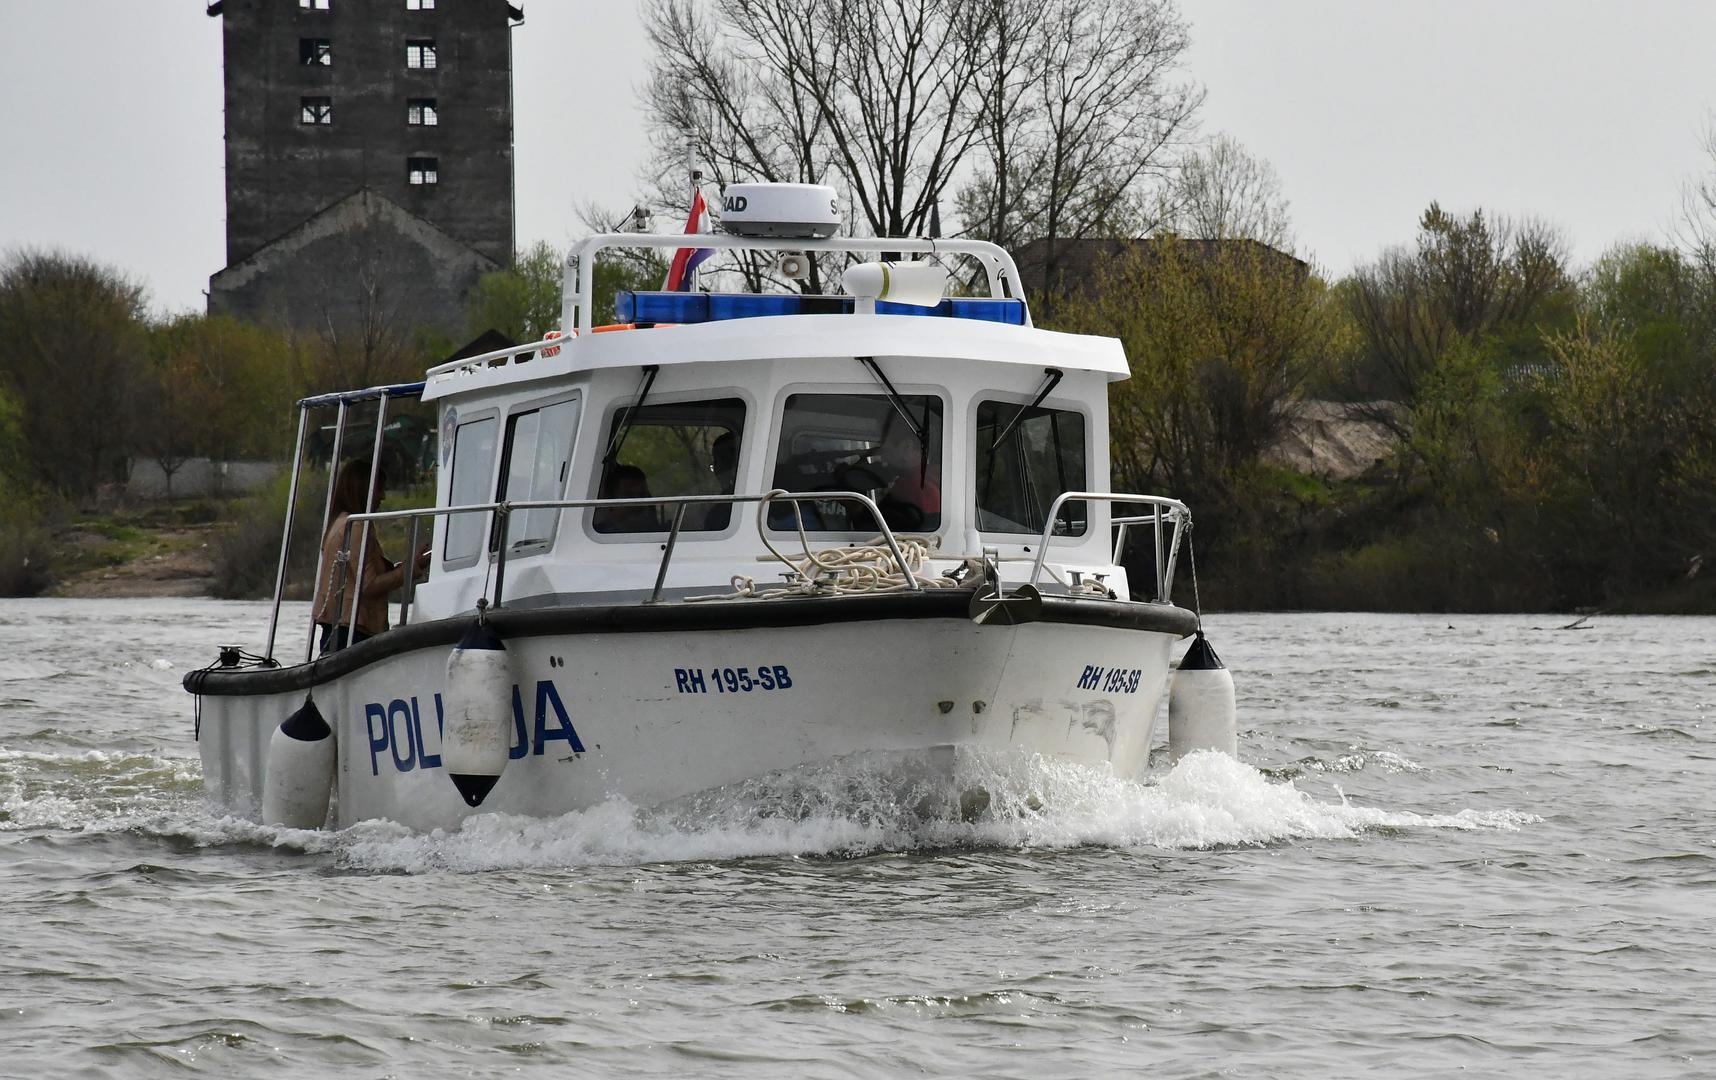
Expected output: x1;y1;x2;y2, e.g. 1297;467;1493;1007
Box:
191;595;1195;830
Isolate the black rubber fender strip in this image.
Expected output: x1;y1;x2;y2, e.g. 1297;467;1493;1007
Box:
185;591;1199;698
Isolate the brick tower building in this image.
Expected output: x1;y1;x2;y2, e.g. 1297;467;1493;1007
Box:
206;0;520;340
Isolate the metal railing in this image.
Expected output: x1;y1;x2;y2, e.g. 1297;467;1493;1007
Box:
263;380;430;665
317;488;918;654
420;233;1035;388
291;475;1192;660
1023;492;1192;603
561;232;1032;336
423;333;577;382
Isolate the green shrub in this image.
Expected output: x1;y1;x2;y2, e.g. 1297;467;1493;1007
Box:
211;471;327;600
0;515;52;597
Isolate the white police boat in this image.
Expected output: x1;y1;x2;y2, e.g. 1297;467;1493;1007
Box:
186;183;1226;832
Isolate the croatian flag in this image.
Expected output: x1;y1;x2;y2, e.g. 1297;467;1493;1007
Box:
665;188;713;292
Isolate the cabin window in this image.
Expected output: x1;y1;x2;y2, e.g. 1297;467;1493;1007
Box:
495;398;580;552
443;415;498;566
975;401;1087;535
299;96;332;125
299;0;330;9
300;38;332;65
593;398;745;535
771;393;944;533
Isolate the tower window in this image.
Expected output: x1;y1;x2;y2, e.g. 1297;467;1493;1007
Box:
408;157;439;186
300;97;333;125
406;0;435;9
406;40;437;70
299;0;330;9
407;99;439;126
300;38;332;66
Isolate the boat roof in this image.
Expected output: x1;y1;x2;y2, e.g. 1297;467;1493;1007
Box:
422;313;1128;402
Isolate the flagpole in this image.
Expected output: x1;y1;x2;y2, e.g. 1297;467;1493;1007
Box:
689;168;704;293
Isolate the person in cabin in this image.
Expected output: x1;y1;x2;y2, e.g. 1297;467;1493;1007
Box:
876;420;941;530
696;431;739;531
313;459;430;654
593;463;662;533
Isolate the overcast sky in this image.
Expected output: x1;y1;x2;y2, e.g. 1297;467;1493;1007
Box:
3;1;1714;315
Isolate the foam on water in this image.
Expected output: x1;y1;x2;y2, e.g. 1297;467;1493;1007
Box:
0;743;1534;871
0;747;202;831
331;750;1536;873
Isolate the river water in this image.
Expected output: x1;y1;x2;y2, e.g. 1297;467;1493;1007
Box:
0;599;1710;1078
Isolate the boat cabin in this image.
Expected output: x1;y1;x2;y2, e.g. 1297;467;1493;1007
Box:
261;194;1190;663
404;233;1137;621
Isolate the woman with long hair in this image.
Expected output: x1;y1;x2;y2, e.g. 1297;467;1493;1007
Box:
311;459;428;653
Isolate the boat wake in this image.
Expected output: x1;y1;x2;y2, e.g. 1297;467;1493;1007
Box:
0;746;202;832
0;746;1537;872
326;750;1539;872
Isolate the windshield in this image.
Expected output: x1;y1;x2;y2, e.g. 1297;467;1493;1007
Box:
771;393;944;533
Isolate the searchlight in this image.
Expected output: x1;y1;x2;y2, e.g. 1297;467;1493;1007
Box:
842;261;949;314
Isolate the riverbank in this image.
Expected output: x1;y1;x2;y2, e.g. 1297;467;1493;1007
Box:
39;505;222;599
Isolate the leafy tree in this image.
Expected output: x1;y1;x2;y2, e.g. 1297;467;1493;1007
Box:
0;384;31;510
1343;203;1573;409
1059;237;1333;501
467;241;564;343
468;241;670;341
1524;244;1716;599
0;383;51;597
0;249;148;496
139;314;296;497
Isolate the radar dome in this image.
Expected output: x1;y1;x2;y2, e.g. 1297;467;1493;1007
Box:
719;183;840;239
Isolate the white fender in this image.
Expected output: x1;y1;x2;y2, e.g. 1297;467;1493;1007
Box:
1168;632;1237;761
442;622;512;807
261;698;335;829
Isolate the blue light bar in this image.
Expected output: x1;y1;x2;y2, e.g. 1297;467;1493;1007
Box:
614;291;1027;327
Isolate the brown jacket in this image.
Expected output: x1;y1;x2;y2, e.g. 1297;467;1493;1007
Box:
312;513;405;636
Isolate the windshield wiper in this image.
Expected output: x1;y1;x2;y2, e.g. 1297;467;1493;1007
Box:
602;364;660;466
989;367;1064;452
856;356;925;445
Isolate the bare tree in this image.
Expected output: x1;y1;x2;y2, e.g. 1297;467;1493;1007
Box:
1671;117;1716;348
957;0;1202;297
296;223;422;393
1677;117;1716;269
643;0;830;193
644;0;987;238
1160;133;1293;250
641;0;1197;301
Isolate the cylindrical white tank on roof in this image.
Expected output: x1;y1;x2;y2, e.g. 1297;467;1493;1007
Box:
441;622;513;808
261;697;335;829
1168;631;1237;761
842;261;949;308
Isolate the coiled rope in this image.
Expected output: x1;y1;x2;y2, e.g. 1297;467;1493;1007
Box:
682;492;1112;603
685;495;968;601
